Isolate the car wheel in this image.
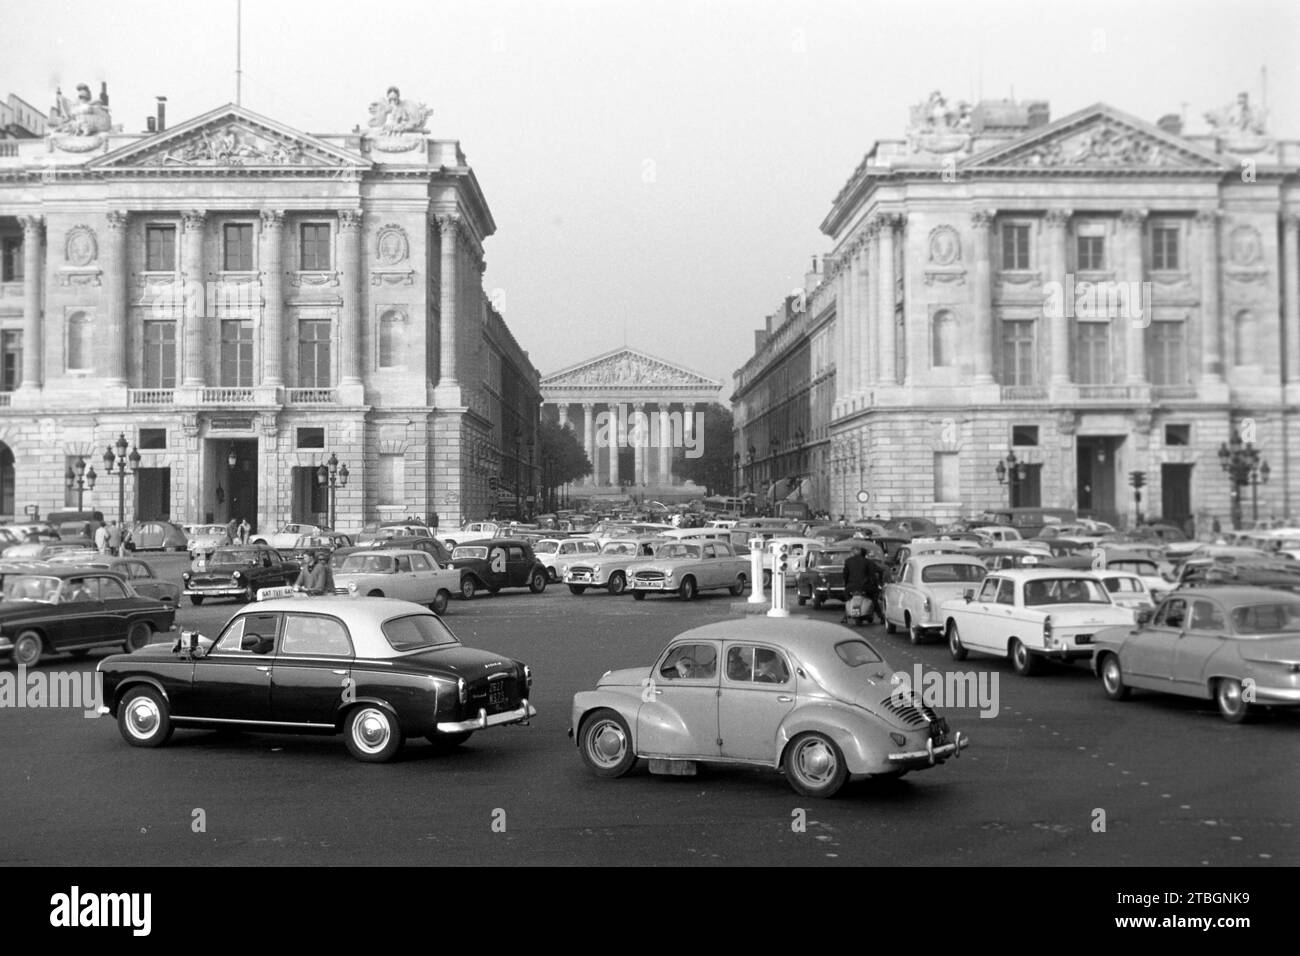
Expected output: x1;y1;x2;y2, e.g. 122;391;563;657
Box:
189;595;205;606
678;577;697;601
1100;654;1130;701
426;730;472;750
568;584;588;595
811;594;823;609
367;590;385;598
460;576;477;600
117;687;173;748
1215;678;1250;723
947;622;968;661
607;572;626;595
578;709;637;778
12;630;43;667
731;575;747;597
547;568;558;583
344;706;404;763
529;571;547;594
124;622;152;653
431;590;450;615
632;590;646;601
784;732;848;798
1010;638;1039;677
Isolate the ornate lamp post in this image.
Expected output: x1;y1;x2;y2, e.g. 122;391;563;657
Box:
1217;430;1265;529
994;450;1025;506
65;456;97;511
102;433;141;528
316;452;350;530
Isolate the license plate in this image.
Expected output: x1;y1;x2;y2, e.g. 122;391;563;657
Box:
1075;633;1093;644
640;580;664;589
489;685;506;706
572;573;590;582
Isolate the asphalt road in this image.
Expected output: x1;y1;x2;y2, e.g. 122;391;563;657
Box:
2;556;1297;866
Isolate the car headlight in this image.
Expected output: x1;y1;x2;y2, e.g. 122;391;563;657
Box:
591;564;601;574
523;663;532;688
232;571;243;582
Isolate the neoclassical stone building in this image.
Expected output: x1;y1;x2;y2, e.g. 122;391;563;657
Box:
0;85;539;530
735;92;1300;527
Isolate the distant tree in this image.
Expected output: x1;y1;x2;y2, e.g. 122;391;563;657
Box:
673;403;734;496
538;419;591;509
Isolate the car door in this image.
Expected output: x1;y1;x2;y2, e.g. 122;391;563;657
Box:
1172;598;1229;695
485;545;509;588
959;576;1004;651
96;573;140;643
271;611;354;725
50;575;109;649
637;641;721;760
388;553;417;600
718;643;797;762
506;545;530;586
407;553;437;600
187;612;278;721
1123;597;1184;686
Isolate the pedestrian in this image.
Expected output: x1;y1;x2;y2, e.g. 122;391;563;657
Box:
237;518;250;545
106;521;122;555
120;524;133;556
429;512;439;532
840;546;871;626
94;522;110;553
226;516;238;543
1211;516;1221;535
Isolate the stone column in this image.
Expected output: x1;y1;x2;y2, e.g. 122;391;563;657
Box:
181;210;207;387
851;238;867;395
876;214;898;385
17;215;43;390
1284;215;1300;388
583;402;595;485
658;405;672;485
101;210;129;387
632;402;645;486
1196;209;1223;383
1045;208;1073;384
437;214;459;387
864;224;878;389
1121;208;1148;384
557;403;569;429
259;209;285;386
970;209;995;384
842;242;857;397
338;209;363;387
608;402;620;488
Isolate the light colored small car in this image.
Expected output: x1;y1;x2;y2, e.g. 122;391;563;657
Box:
562;537;663;595
249;523;327;549
1094;570;1156;611
1092;587;1300;722
941;568;1135;676
333;549;458;615
883;554;987;645
129;520;189;552
627;540;750;601
534;536;601;582
187;524;232;557
570;619;969;797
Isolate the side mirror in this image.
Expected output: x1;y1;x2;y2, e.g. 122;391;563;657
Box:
964;589;975;603
1135;608;1154;626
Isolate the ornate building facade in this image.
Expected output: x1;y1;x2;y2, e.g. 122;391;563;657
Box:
734;92;1300;527
0;85;540;530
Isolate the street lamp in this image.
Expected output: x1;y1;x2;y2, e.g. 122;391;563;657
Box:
315;452;349;530
513;427;522;519
1217;430;1264;530
994;450;1025;506
102;432;141;528
65;456;97;511
527;437;535;519
1249;459;1271;524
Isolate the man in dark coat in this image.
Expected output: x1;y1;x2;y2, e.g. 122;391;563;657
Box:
841;547;871;626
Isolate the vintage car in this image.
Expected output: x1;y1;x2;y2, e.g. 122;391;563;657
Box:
371;535;453;566
0;568;177;666
2;540;96;561
333;549;458;614
1094;570;1157;611
941;568;1135;676
451;538;548;599
626;540;750;601
794;544;886;609
1091;587;1300;722
535;536;602;582
562;537;664;595
248;523;328;550
129;520;189;552
97;597;535;761
280;532;355;562
186;524;232;558
882;554;988;645
59;556;183;606
569;619;969;797
181;546;298;605
972;547;1043;572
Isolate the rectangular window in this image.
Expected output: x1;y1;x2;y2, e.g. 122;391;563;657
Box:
1152;225;1180;270
1075;322;1110;384
222;223;254;271
378;453;405;507
1;237;22;282
1;330;21;391
297;320;331;387
1165;424;1191;446
66;312;92;372
300;223;331;271
1002;224;1031;270
378;310;405;368
142;322;177;388
145;225;176;272
296;427;325;449
933;452;959;503
1000;320;1037;386
1148;321;1187;386
219;320;254;386
139;428;167;450
1012;425;1040;447
1077;234;1106;271
1011;464;1043;508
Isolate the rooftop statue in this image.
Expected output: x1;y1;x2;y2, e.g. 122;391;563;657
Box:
1204;91;1267;137
367;86;432;136
49;83;112;137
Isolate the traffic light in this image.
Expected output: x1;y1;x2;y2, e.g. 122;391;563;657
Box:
1128;470;1147;489
775;542;790;574
489;476;499;490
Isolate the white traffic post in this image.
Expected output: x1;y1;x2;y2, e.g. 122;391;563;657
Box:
748;536;766;604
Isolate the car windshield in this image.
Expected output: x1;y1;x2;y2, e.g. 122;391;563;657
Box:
533;540;559;554
381;613;460;651
196;525;226;535
2;575;61;603
209;549;262;566
1023;578;1110;605
340;554;394;573
834;640;884;666
658;544;703;560
1109;560;1157;575
1231;601;1300;634
453;546;488;560
920;563;987;583
601;542;638;556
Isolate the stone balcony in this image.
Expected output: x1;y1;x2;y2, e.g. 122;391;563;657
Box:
123;386;339;408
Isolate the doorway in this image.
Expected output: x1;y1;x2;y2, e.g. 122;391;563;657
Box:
210;439;258;528
1161;464;1192;528
135;468;171;520
1077;436;1121;525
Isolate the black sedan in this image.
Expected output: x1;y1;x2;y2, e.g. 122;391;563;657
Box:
182;547;298;605
0;568;177;666
97;597;536;762
450;538;548;599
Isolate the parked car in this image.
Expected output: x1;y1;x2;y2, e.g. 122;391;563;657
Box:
450;538;548;599
569;619;969;797
794;544;884;609
534;536;602;582
562;537;666;595
248;523;328;550
1093;570;1157;611
333;549;458;614
187;524;232;558
181;546;298;605
129;520;189;552
47;510;105;539
1;540;97;561
58;556;182;606
96;597;535;761
1092;587;1300;722
941;568;1135;676
372;535;453;567
972;547;1043;572
0;568;177;666
280;532;355;562
883;554;988;645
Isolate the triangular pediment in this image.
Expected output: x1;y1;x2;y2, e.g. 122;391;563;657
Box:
542;348;721;390
964;104;1229;172
89;104;371;170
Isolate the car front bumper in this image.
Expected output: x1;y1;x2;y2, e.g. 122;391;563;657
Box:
1251;685;1300;705
436;700;536;733
183;586;246;597
887;731;970;767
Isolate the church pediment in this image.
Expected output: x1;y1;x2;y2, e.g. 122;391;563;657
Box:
965;104;1228;171
89;105;370;170
542;349;721;390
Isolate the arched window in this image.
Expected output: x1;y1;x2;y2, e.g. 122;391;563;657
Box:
1233;310;1258;366
66;312;92;371
931;310;958;367
378;309;406;368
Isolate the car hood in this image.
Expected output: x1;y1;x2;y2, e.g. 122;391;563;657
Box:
596;666;646;689
1238;635;1300;664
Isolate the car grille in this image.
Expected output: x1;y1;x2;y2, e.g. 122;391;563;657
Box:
569;565;594;576
635;571;665;582
878;692;939;728
469;674;521;714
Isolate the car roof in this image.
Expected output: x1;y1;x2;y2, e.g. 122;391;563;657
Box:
1169;586;1300;604
242;596;447;657
666;618;873;658
988;568;1101;580
2;566;121;579
906;553;987;566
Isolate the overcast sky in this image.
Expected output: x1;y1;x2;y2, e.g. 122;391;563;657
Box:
7;0;1298;392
